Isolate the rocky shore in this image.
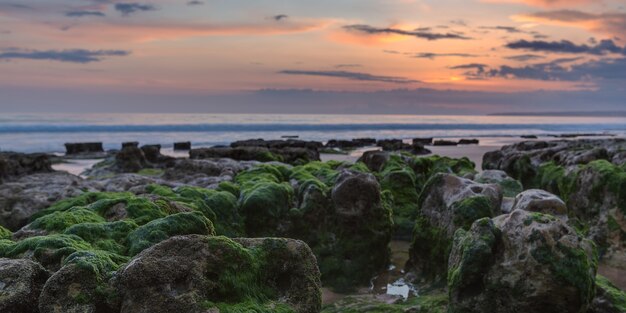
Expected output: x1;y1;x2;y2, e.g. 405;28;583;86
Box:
0;137;625;313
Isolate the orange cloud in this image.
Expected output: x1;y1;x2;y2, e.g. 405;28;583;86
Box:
482;0;597;8
2;17;334;44
512;10;626;37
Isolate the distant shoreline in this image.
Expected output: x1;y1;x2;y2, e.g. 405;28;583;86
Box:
489;111;626;117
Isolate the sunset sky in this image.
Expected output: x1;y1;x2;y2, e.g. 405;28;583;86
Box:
1;0;625;114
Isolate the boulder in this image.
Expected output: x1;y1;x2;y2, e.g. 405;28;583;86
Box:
458;139;479;145
0;152;53;183
0;172;92;230
173;141;191;150
64;142;103;155
140;145;174;165
408;173;502;278
413;137;433;145
331;170;382;218
448;210;598;313
121;142;139;149
39;263;117;313
357;150;390;172
0;258;49;313
115;235;321;313
115;146;148;173
377;139;411;151
433;140;458;146
474;169;523;198
511;189;568;216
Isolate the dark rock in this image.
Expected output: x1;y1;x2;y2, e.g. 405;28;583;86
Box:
39;263;117;313
173;141;191;150
353;138;377;146
115;235;321;313
121;142;139;149
377;139;412;151
0;258;49;313
0;152;53;183
408;173;502;278
0;172;91;230
521;135;538;139
511;189;567;216
325;139;361;149
458;139;479;145
357;150;391;172
413;137;433;145
411;142;431;155
115;146;148;173
448;210;597;313
433;140;458;146
64;142;103;155
231;139;322;150
191;146;319;165
474;170;523;198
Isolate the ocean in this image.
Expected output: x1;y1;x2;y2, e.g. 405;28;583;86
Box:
1;113;625;153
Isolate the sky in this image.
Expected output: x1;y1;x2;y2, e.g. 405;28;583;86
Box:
0;0;625;114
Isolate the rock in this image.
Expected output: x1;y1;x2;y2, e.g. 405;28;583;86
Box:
0;152;53;183
64;142;103;155
474;169;523;198
173;141;191;150
115;235;321;313
377;139;411;151
331;170;382;217
511;189;568;216
140;145;174;165
0;258;49;313
458;139;479;145
39;263;118;313
448;210;598;313
408;173;502;278
121;142;139;149
521;135;538;139
433;140;458;146
589;275;626;313
0;172;92;230
482;138;626;187
411;142;431;155
413;137;433;145
191;146;319;165
231;139;323;150
357;150;391;172
325;138;374;149
115;146;148;173
353;138;377;146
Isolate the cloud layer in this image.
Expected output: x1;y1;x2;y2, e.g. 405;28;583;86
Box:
343;24;471;41
0;49;130;63
279;70;421;84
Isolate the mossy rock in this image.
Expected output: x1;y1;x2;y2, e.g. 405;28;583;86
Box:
29;207;106;233
592;275;626;313
0;225;12;240
64;220;138;255
127;211;216;256
321;292;448;313
448;210;598;313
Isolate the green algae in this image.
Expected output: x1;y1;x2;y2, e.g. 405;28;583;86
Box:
64;249;129;277
0;225;11;240
137;168;165;177
127;211;216;256
29;208;106;233
447;218;500;292
321;293;448;313
0;234;93;269
64;220;138;255
595;275;626;312
30;192;132;221
451;196;494;230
